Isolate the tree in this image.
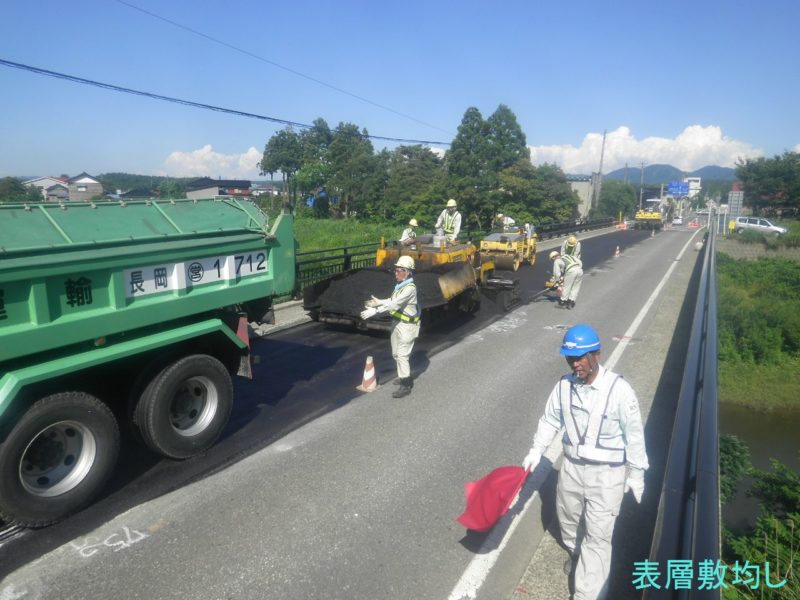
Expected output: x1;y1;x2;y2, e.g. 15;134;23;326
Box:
527;163;579;224
327;122;375;218
485;104;530;173
382;145;443;223
159;180;186;199
0;177;42;203
259;128;303;207
736;151;800;215
595;180;638;219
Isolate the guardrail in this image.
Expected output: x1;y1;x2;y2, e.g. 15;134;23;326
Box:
645;224;720;599
295;242;379;293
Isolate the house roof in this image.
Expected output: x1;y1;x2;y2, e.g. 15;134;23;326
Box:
68;172;101;184
186;177;251;191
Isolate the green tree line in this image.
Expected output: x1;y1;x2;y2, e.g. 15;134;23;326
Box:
258;105;583;231
736;151;800;216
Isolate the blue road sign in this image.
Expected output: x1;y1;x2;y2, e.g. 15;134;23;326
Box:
668;182;689;196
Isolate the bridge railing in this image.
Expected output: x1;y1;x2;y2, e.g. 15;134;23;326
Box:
645;223;720;599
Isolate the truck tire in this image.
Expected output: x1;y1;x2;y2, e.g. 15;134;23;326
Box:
134;354;233;459
0;392;120;527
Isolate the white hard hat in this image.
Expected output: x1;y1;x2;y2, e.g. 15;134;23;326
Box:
408;218;418;227
395;255;415;270
446;199;457;208
497;213;504;219
549;250;559;260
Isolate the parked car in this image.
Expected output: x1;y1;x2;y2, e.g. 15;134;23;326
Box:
672;216;683;225
734;216;787;235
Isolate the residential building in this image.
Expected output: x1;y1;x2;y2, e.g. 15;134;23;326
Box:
185;177;251;200
24;176;69;201
68;172;104;202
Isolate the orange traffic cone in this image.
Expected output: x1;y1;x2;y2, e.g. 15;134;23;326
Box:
356;355;378;392
614;245;620;258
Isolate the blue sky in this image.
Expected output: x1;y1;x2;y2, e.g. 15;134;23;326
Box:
2;0;799;180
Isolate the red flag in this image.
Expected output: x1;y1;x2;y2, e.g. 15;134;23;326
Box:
456;466;528;532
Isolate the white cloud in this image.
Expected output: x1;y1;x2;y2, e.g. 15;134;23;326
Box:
160;145;262;179
530;125;764;174
793;144;800;153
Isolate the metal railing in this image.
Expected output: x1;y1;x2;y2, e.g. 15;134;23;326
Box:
646;224;720;599
295;242;378;293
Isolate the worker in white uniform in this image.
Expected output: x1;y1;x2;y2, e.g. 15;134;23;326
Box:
522;324;648;600
400;218;419;245
549;250;583;309
494;212;516;231
560;234;582;260
435;199;462;242
360;255;420;398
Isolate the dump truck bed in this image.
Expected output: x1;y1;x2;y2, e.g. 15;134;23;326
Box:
0;199;295;364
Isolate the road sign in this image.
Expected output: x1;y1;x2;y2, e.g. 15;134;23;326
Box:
668;182;689;196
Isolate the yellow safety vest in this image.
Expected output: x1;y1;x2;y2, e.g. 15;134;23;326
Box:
388;280;420;323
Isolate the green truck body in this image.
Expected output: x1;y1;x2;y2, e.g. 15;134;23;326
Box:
0;198;295;526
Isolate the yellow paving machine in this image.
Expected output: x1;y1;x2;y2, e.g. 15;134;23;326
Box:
303;235;519;330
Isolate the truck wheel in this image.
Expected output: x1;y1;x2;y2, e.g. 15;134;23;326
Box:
134;355;233;459
0;392;120;527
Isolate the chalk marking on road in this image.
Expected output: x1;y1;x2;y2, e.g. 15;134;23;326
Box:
447;228;704;600
69;525;150;558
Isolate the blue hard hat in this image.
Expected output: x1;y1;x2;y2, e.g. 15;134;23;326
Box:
560;324;601;356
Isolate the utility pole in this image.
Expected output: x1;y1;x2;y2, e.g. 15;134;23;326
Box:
592;129;607;213
639;162;645;210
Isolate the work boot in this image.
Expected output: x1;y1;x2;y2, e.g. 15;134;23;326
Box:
557;299;567;308
392;378;412;398
567;300;575;309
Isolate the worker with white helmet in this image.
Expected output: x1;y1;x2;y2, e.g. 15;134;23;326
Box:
549;249;583;309
522;324;648;600
400;218;419;245
435;199;462;242
560;234;582;260
360;255;420;398
493;212;516;231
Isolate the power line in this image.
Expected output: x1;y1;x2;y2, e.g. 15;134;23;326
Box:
116;0;454;137
0;58;450;146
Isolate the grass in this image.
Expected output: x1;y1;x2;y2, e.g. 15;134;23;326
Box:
294;217;397;254
729;219;800;248
719;357;800;412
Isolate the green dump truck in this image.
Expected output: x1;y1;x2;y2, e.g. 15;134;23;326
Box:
0;198;295;527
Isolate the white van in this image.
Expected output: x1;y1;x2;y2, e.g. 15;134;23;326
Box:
734;216;787;235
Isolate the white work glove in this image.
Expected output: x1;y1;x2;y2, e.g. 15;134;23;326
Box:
360;307;378;320
522;448;542;473
365;296;381;308
625;469;645;503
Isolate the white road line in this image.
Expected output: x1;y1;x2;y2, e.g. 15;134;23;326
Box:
447;228;704;600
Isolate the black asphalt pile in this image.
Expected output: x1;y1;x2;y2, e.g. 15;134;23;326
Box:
316;267;449;316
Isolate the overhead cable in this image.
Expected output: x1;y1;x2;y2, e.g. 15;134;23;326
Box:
0;58;450;146
116;0;454;137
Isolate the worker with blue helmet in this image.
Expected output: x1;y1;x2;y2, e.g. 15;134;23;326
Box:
522;324;649;599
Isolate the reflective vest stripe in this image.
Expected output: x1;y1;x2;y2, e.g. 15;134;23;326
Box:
389;311;420;323
389;280;419;323
559;376;626;464
563;255;581;272
443;212;456;234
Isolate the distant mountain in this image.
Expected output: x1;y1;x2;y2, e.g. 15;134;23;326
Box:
604;164;735;185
